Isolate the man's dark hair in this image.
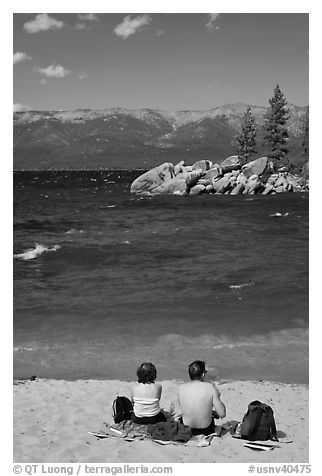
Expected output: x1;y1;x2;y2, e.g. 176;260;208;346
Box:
136;362;157;384
188;360;206;380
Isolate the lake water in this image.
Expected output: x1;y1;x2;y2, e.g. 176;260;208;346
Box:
13;171;309;384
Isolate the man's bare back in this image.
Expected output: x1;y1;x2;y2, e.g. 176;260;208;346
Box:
178;381;225;428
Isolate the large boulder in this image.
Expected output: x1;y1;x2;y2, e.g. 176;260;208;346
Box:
266;173;279;186
274;185;286;193
192;160;212;172
244;175;264;194
242;157;268;179
236;172;248;186
185;170;204;188
274;174;288;191
130;163;174;194
152;174;188;195
221;164;241;174
262;184;274;195
199;167;222;185
173;160;185;176
152;169;203;195
213;174;232;193
230;183;245;195
220;155;240;168
189;184;206;196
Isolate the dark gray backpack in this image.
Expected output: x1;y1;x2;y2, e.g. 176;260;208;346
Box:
240;400;278;441
112;396;133;424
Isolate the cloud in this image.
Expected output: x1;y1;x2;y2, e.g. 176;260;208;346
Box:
114;14;152;39
35;64;70;78
13;52;32;65
206;13;221;32
74;23;87;30
156;29;164;37
78;72;88;80
13;103;31;112
23;13;64;34
77;13;98;22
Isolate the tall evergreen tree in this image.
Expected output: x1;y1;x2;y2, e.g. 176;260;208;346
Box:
302;106;309;162
236;106;257;165
263;85;289;166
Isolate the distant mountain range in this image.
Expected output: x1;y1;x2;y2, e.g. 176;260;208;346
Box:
13;103;308;171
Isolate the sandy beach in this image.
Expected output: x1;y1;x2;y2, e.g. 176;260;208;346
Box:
13;378;308;463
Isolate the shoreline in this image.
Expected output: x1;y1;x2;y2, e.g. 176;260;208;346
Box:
13;376;309;387
13;329;309;386
14;378;309;463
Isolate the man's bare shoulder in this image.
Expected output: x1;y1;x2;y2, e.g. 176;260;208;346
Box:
178;381;215;392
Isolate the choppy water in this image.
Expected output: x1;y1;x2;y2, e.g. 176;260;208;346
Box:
13;171;309;383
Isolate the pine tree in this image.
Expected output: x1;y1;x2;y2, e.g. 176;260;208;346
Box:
302;106;309;162
236;107;257;165
263;85;289;166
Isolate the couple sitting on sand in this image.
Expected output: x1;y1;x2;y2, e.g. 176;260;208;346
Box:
130;360;226;436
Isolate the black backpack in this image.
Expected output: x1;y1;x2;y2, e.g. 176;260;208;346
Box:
240;400;278;441
112;396;133;424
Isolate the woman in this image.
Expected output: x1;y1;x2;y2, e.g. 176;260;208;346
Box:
130;362;167;424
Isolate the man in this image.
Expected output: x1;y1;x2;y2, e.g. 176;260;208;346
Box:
177;360;226;435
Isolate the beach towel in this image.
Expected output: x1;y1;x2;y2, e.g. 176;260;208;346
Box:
147;421;192;443
89;420;224;446
152;429;222;447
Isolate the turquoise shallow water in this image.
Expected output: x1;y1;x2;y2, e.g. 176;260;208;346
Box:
13;171;309;383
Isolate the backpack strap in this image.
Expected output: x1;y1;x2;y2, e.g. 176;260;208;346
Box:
266;407;279;442
113;398;118;416
248;406;264;441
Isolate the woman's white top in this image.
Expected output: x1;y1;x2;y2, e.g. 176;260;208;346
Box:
133;397;161;417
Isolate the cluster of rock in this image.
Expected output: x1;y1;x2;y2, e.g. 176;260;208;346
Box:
130;156;309;196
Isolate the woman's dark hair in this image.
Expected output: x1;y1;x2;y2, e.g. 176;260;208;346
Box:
137;362;157;384
188;360;206;380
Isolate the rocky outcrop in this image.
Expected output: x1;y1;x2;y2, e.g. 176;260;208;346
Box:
241;156;268;179
152;169;203;195
130;162;174;194
130;156;309;196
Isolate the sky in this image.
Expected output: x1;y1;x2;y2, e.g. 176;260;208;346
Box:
13;12;309;111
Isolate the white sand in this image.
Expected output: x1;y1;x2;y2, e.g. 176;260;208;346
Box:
13;379;308;463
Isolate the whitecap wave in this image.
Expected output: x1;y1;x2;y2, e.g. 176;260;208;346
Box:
13;346;34;352
14;243;60;260
65;229;84;234
229;282;254;290
270;212;290;217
